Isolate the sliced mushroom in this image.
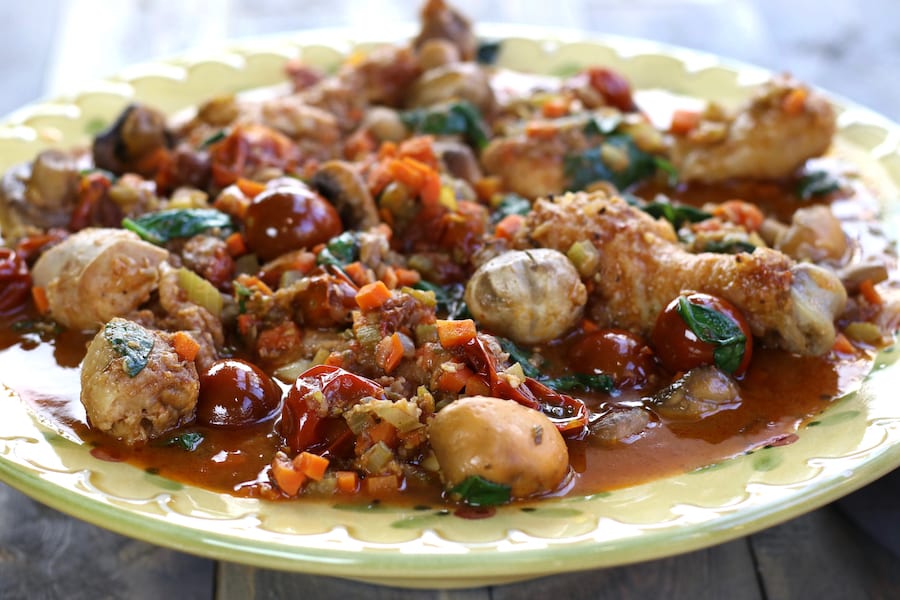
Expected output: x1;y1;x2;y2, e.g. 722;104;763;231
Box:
311;160;380;230
650;366;740;421
413;0;477;62
0;150;81;242
435;140;482;184
93;103;173;177
406;63;494;112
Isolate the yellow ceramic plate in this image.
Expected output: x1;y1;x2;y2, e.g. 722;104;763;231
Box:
1;25;900;589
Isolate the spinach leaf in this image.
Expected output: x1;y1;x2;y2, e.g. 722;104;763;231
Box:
316;231;361;268
563;134;658;191
542;373;614;394
401;101;489;149
490;193;532;225
497;337;542;379
413;280;469;320
476;40;502;65
582;114;623;137
636;197;712;229
122;209;233;245
451;475;511;506
163;432;204;452
198;129;227;149
703;239;756;255
675;296;747;374
104;320;155;377
796;170;841;200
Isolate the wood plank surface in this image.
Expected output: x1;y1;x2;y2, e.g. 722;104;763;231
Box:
0;483;214;600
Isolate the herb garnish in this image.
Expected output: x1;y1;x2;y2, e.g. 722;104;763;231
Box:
401;101;490;149
450;475;511;506
316;231;362;268
103;320;155;377
413;280;469;320
796;169;841;200
122;208;233;245
675;296;747;373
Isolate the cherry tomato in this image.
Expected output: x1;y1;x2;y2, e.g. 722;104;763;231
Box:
570;329;657;388
196;359;282;427
0;248;31;315
244;184;342;262
585;67;637;112
281;364;387;453
651;292;753;376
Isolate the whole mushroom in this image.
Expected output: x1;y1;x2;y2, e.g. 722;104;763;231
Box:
465;248;587;345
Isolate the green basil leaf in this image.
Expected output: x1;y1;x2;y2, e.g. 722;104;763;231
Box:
497;337;543;379
316;231;361;268
164;432;204;452
713;342;745;375
653;156;680;186
476;40;502;65
413;280;470;320
198;129;227;149
703;239;757;255
122;209;233;245
542;373;614;393
582;114;623;137
450;475;511;506
490;193;532;225
104;320;155;378
796;170;840;200
401;101;489;149
640;199;712;229
675;296;747;373
563;133;658;192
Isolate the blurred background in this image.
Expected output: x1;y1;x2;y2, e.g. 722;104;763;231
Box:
2;0;899;121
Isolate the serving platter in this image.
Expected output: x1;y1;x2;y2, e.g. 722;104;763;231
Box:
1;25;899;589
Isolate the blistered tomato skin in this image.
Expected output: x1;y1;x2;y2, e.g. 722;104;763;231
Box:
0;248;32;314
650;292;753;376
570;329;657;387
243;185;342;262
196;359;283;427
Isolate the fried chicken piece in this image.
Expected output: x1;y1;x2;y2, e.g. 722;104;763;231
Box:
516;191;847;355
669;76;836;182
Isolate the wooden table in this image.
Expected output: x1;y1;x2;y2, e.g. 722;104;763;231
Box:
2;1;900;598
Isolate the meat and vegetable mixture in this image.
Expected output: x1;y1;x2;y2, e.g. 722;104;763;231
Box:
0;0;898;509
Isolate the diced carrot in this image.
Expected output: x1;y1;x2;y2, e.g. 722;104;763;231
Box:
31;286;50;315
336;471;359;493
464;375;492;396
376;332;406;374
172;331;200;362
235;177;267;199
394;267;421;287
343;261;374;287
379;266;399;289
525;120;558;140
365;474;400;497
859;279;883;305
436;363;475;393
256;321;302;359
367;420;399;447
781;87;808;115
541;96;569;118
712;199;764;232
436;319;477;348
324;352;345;367
473;176;502;204
271;453;306;496
356;280;393;311
831;332;855;355
293;451;330;481
494;213;525;241
388;157;427;192
238;275;274;295
225;232;247;257
419;171;442;206
344;128;376;160
670;109;701;135
378;140;398;159
398;135;439;169
237;314;254;337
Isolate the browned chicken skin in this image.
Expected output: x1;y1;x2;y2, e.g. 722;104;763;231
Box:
516;191;847;355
